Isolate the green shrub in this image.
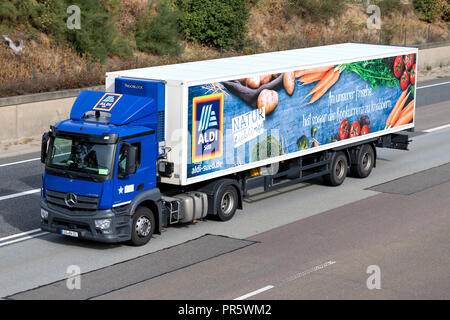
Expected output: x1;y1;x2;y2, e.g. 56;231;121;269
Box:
442;0;450;21
176;0;254;48
135;0;184;56
377;0;401;12
30;0;66;41
412;0;443;22
65;0;132;61
0;0;132;61
286;0;346;23
0;1;17;23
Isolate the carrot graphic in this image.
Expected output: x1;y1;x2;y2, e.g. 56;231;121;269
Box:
307;70;341;104
299;71;327;85
389;92;411;128
294;65;333;78
386;90;408;129
304;68;337;101
393;109;414;127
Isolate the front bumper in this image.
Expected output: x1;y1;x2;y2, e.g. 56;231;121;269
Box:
40;200;132;243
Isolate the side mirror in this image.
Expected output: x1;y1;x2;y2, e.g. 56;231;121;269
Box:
126;145;138;175
41;132;50;163
118;143;138;178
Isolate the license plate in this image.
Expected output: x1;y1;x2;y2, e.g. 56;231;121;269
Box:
61;229;79;238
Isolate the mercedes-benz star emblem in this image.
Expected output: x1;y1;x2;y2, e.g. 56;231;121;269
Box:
65;193;78;207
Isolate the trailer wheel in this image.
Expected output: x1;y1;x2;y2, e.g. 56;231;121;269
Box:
216;186;238;221
323;152;348;186
130;206;155;246
351;144;374;178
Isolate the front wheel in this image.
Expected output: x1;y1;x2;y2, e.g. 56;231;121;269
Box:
130;206;155;246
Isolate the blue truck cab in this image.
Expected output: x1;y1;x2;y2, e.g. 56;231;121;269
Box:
40;79;171;245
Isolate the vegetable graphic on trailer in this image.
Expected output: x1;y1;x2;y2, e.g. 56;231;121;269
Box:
187;54;417;179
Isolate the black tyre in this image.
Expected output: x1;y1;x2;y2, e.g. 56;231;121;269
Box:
323;152;348;186
130;206;155;246
216;186;238;222
351;144;375;178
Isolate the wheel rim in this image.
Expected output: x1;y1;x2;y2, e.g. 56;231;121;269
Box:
362;152;372;171
135;216;151;237
335;159;345;179
221;191;235;216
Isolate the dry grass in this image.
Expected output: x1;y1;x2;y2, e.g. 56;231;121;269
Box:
247;1;450;50
0;1;448;98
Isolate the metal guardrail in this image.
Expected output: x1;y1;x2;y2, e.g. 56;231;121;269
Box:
413;40;450;50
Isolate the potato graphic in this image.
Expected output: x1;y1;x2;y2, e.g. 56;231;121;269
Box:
246;77;261;89
257;89;279;115
283;72;295;96
260;74;272;85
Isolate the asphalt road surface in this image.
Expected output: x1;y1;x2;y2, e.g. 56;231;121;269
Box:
0;78;449;300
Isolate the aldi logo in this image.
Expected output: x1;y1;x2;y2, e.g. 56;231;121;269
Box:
192;93;224;163
93;93;122;111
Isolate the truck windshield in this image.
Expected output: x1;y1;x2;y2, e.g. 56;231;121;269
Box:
46;136;115;177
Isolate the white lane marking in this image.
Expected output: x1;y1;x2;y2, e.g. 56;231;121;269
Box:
234;285;275;301
417;81;450;90
0;232;49;248
0;158;40;168
283;260;336;283
423;123;450;133
0;228;43;242
233;260;336;300
0;189;41;202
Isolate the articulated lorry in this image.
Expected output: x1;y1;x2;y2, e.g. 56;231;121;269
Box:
40;43;418;245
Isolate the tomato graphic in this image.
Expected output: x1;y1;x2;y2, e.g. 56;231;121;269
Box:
404;54;415;71
393;56;404;78
400;69;410;91
339;119;350;140
350;121;360;138
409;64;416;85
361;125;370;135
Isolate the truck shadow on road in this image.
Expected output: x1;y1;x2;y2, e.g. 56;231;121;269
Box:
38;232;123;250
244;177;324;204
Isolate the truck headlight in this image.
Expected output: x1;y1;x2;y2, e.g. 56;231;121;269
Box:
95;219;112;230
40;208;48;220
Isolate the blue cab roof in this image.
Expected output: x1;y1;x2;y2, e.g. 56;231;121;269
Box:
57;90;157;138
70;90;156;125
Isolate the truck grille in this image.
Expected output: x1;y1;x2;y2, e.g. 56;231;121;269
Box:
46;189;99;210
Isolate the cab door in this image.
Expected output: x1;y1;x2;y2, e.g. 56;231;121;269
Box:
113;134;156;208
